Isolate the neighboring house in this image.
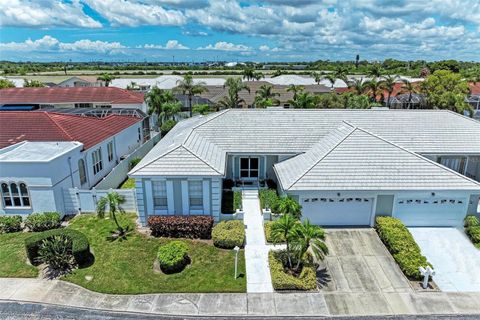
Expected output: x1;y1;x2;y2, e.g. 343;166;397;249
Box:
0;111;144;216
56;76;105;87
111;75;226;91
0;87;147;113
0;76;25;87
129;109;480;227
467;82;480;120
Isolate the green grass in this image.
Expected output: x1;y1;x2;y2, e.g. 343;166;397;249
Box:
119;178;135;189
62;213;246;294
0;232;38;278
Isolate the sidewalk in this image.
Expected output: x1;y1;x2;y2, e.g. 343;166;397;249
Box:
2;278;480;316
242;189;274;293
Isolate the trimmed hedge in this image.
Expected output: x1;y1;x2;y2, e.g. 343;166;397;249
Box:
465;215;480;248
24;228;90;266
25;212;61;232
259;189;280;212
375;216;431;280
212;220;245;249
148;215;214;239
465;215;480;228
221;190;242;214
264;221;285;244
269;250;317;291
157;241;189;273
0;215;22;233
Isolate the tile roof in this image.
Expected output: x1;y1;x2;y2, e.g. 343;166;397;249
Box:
469;82;480;95
0;87;144;105
274;123;480;191
0;111;142;149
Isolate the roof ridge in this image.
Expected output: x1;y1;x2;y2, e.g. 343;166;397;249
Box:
287;123;356;190
182;144;223;175
44;112;75;141
182;109;231;145
129;145;183;175
353;126;480;187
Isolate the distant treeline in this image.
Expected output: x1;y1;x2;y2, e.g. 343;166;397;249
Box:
1;59;479;77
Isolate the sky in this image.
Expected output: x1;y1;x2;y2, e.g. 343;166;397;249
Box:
0;0;479;62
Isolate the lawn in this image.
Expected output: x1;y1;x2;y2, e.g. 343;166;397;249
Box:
119;178;135;189
62;213;246;294
0;232;38;278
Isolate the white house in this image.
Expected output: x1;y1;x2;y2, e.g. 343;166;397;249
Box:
129;109;480;227
55;76;104;88
0;111;144;216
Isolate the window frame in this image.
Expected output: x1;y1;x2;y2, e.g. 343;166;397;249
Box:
107;141;114;162
1;181;31;209
239;157;259;179
188;180;203;211
152;180;168;211
92;148;103;175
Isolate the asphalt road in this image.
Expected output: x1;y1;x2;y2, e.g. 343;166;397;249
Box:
0;300;478;320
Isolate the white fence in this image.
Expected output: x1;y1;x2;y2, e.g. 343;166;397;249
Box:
95;132;161;190
63;188;137;214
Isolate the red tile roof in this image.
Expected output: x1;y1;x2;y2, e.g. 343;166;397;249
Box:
469;82;480;95
0;87;144;105
0;111;142;149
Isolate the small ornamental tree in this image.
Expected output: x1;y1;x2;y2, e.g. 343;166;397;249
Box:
96;191;127;239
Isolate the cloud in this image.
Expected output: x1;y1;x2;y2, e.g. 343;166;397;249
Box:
144;40;189;49
198;41;252;51
182;30;208;36
0;0;101;28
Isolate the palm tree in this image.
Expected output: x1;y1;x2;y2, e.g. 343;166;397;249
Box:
365;79;384;103
399;79;419;109
252;71;264;81
271;213;297;269
311;72;322;85
126;81;139;90
277;196;302;218
97;73;115;87
23;79;44;87
286;84;305;101
242;67;255;81
381;75;399;108
145;87;178;128
160;101;182;123
192;103;211;115
334;67;349;85
218;77;250;109
348;78;366;95
291;219;328;270
321;73;337;91
368;64;383;79
254;84;279;108
96;191;127;238
290;92;316;109
175;74;208;117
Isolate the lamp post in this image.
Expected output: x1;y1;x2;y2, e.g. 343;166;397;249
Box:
233;246;240;279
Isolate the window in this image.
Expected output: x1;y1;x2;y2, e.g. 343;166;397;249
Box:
1;182;30;208
240;157;259;178
189;180;203;210
152;181;168;210
78;159;87;185
438;156;466;174
138;128;142;142
107;142;114;162
92;148;103;175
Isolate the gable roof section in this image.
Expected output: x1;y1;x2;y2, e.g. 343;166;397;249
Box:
274;123;480;191
0;87;144;105
0;111;142;149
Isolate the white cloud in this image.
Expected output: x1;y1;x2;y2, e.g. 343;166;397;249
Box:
259;45;270;51
144;40;189;49
198;41;252;51
0;0;101;28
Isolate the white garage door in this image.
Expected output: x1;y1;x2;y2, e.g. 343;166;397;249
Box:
394;198;467;227
301;197;374;226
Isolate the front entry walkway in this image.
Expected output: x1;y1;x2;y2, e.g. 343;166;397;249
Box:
242;189;274;293
409;227;480;292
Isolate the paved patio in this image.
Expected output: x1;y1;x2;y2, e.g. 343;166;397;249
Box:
410;228;480;292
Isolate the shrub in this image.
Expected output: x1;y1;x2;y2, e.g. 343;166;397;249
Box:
466;226;480;248
221;190;242;214
129;157;142;170
148;215;214;239
269;250;317;291
465;215;480;228
36;235;75;272
157;241;189;273
233;191;242;211
375;216;431;280
212;220;245;249
25;228;90;266
25;212;61;232
259;189;280;212
160;120;177;136
264;221;285;244
0;215;23;233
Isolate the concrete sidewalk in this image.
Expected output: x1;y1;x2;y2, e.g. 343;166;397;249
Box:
2;278;480;317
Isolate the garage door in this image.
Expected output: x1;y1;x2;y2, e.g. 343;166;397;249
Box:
394;197;467;227
301;197;374;226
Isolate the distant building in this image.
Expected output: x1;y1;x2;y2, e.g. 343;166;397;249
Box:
56;76;105;88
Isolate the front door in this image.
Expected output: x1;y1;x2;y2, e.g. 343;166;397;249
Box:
240;157;259;180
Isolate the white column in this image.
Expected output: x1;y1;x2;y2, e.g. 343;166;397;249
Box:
203;179;210;215
181;180;189;215
231;156;235;179
166;180;174;215
144;180;153;216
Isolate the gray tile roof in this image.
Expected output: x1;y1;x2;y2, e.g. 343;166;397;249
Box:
274;123;480;191
130;109;480;186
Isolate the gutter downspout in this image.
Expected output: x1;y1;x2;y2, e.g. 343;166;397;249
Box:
67;156;75;187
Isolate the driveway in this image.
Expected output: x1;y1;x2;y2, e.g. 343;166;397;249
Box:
318;229;411;293
409;228;480;292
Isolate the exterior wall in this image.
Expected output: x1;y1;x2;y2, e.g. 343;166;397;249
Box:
422;154;480;183
57;78;103;88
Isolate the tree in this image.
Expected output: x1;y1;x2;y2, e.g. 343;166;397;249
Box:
365;79;384;103
218;77;250;109
242;67;255;81
368;64;383;79
289;91;317;109
321;73;337;91
272;69;283;78
175;74;208;117
381;75;399;108
348;78;366;95
144;87;178;128
192;103;212;115
311;72;322;85
23;79;44;87
254;84;279;108
277;196;302;218
126;81;139;90
464;68;480;86
161;101;182;123
271;213;297;269
96;73;115;86
421;70;472;116
252;71;264;81
286;84;304;101
291;219;328;270
0;79;15;89
96;191;127;239
399;79;420;109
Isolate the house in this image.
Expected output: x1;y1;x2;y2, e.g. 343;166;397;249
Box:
467;82;480;119
129;109;480;227
56;76;105;87
0;111;144;216
0;87;147;113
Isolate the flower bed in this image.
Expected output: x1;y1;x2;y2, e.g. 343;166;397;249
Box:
268;250;317;291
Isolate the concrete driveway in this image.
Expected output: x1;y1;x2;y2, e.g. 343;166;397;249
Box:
409;228;480;292
318;229;411;293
